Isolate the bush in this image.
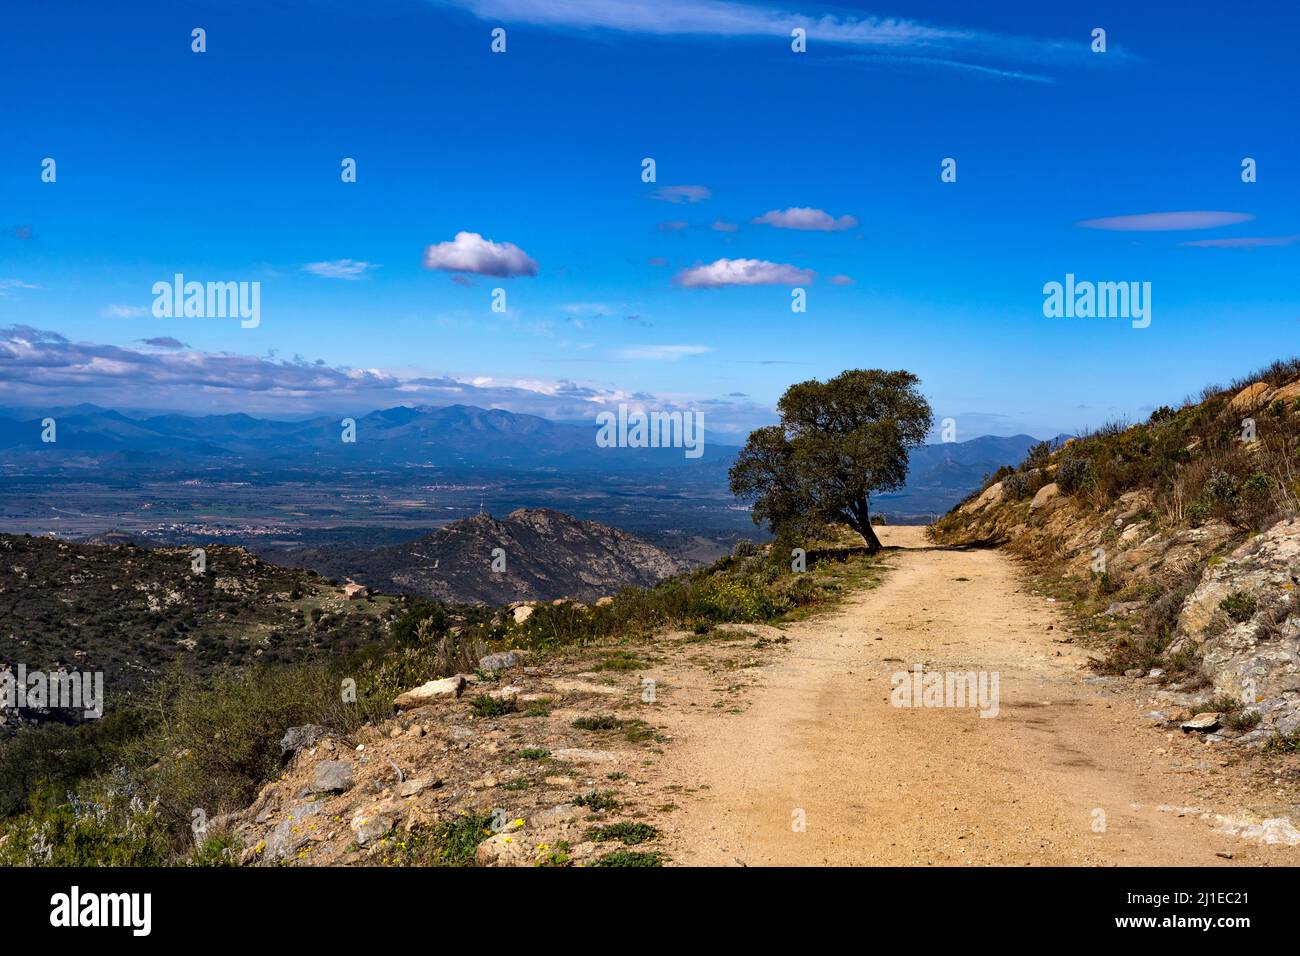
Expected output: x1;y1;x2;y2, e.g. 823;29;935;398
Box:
1055;458;1094;495
0;787;171;866
1002;471;1034;501
1219;591;1258;623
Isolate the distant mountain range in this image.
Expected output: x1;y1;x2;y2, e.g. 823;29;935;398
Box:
275;507;687;604
0;402;1060;527
0;403;733;471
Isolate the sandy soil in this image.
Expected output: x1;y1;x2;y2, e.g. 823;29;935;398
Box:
656;526;1300;866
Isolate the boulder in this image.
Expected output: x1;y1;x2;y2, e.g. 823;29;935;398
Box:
309;760;354;793
394;675;467;709
479;650;523;671
1265;380;1300;406
1227;381;1271;413
1171;517;1300;728
1029;482;1060;511
512;605;535;625
351;812;393;846
280;723;328;757
960;481;1004;515
1181;712;1223;732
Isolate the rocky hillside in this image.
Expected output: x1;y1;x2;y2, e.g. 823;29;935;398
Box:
931;359;1300;745
276;508;687;605
0;533;400;729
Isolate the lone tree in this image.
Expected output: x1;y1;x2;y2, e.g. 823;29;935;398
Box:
728;369;933;552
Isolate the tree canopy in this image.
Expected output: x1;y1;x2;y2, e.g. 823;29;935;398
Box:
728;369;933;551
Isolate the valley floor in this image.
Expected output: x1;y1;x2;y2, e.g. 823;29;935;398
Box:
653;526;1300;865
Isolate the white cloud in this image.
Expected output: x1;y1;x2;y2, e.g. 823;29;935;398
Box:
752;207;857;231
101;304;149;318
1180;235;1300;248
616;344;713;361
675;258;814;288
422;231;539;277
653;184;711;204
440;0;1109;76
828;274;855;285
712;220;739;232
303;259;379;279
1077;211;1254;232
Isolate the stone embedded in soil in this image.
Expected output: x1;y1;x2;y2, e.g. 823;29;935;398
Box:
480;651;524;671
1181;712;1224;732
548;679;622;697
398;775;442;797
551;748;621;763
394;675;467;709
310;760;355;793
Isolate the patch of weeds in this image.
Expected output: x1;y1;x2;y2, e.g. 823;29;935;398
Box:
1224;710;1260;731
585;822;659;845
535;840;571;867
517;747;550;760
523;699;553;717
502;777;533;791
572;714;622;731
470;694;517;718
606;772;626;781
592;849;666;867
1262;732;1300;753
595;651;645;672
1219;592;1258;624
574;790;620;812
383;809;493;866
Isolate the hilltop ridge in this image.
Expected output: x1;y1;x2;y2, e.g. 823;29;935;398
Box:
932;358;1300;745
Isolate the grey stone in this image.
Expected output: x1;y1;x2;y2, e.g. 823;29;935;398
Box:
310;760;355;793
280;723;328;756
479;651;523;671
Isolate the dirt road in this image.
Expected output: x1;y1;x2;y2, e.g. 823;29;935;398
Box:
660;526;1300;866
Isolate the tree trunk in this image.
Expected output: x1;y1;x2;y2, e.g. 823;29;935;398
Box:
849;498;883;552
859;517;883;552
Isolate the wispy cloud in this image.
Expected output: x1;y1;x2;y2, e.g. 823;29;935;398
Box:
753;207;857;231
440;0;1121;78
652;184;711;204
712;220;739;232
675;257;814;288
101;304;148;318
1077;211;1254;232
828;274;854;285
839;53;1056;84
658;220;689;232
422;231;539;277
0;279;39;296
1180;235;1300;248
139;336;188;349
616;344;713;360
303;259;379;279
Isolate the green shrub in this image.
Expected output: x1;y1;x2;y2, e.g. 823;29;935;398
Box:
470;694;516;718
1055;458;1094;495
592;850;666;867
1219;592;1258;623
585;822;659;845
0;788;171;866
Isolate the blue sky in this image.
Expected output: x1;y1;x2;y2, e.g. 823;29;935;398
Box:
2;0;1297;441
